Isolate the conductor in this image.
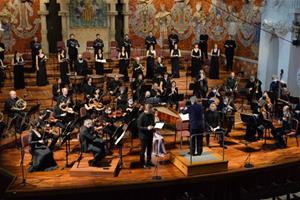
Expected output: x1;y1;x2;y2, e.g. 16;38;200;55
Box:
181;96;204;156
137;103;155;168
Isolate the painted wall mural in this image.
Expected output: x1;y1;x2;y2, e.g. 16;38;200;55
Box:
69;0;108;28
129;0;264;59
0;0;41;54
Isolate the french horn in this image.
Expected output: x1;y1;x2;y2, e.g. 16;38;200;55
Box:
12;99;27;111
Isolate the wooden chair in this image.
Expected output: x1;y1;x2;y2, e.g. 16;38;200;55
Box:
175;119;190;149
86;41;94;52
284;118;299;147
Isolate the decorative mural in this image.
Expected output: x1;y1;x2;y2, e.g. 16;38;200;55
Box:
129;0;265;59
0;0;41;53
69;0;108;28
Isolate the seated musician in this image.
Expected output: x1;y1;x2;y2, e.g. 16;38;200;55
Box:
132;57;144;79
75;54;88;76
131;74;144;102
205;103;226;148
207;86;221;108
141;91;151;104
245;75;262;104
82;77;95;99
152;109;166;157
168;81;179;110
28;121;58;172
79;119;106;167
123;98;139;122
225;72;238;97
269;75;279;99
194;70;208;98
280;87;290;102
55;88;75;123
4;90;25;133
155;57;166;77
218;96;236;136
108;75;122;96
150;83;162;98
117;86;128;110
52;78;63;102
102;107;117;145
271;105;292;148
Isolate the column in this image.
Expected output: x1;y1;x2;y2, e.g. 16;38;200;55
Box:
38;0;49;54
107;0;118;45
122;0;130;35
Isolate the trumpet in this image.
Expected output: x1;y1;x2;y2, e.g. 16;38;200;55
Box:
11;99;27;111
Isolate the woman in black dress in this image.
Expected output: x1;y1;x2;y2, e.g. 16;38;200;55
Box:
146;45;156;79
118;46;129;81
28;122;58;172
170;44;181;78
209;44;220;79
12;51;25;90
58;49;69;86
191;44;202;78
36;49;48;86
95;48;104;75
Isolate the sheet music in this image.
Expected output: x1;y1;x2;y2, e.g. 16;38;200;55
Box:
154;122;164;129
98;59;106;63
179;113;189;121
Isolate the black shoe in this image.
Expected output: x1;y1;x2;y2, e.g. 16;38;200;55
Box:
146;161;155;167
143;164;150;169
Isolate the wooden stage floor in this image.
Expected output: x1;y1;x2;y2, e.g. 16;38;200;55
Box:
1;121;300;198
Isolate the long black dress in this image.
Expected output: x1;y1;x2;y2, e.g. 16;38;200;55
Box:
36;55;48;86
28;129;58;172
59;54;69;86
209;49;220;79
146;50;155;79
13;57;25;89
171;49;180;78
191;48;201;78
119;52;128;81
95;53;104;75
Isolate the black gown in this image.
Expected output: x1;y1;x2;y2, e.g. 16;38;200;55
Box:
13;57;25;89
119;52;128;81
171;49;180;78
95;53;104;75
146;51;155;79
28;129;58;172
59;54;69;86
36;55;48;86
209;49;220;79
191;49;201;78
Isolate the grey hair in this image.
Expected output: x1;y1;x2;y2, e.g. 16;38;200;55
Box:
84;119;93;127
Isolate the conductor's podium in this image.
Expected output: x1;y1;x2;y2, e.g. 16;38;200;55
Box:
170;148;228;176
70;154;120;177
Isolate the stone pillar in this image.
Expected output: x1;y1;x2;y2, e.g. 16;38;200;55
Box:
58;0;70;45
107;0;118;45
38;0;49;54
122;0;130;35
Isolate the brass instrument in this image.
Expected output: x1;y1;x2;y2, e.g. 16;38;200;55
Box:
11;99;27;111
0;111;3;123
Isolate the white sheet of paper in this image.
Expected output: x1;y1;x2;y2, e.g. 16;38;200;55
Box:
154;122;164;129
179;113;189;121
99;59;107;63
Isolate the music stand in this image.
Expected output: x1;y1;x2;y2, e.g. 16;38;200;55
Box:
240;113;256;168
113;124;127;170
237;89;248;112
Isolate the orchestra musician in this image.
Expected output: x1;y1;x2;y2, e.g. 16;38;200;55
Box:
137;103;155;168
132;57;144;79
0;41;5;62
95;48;104;75
93;34;104;55
209;44;220;79
205;103;226;148
146;45;156;79
245;75;262;104
52;78;63;102
181;96;204;156
79;119;107;167
116;86;128;110
12;51;25;90
150;82;162;100
58;48;69;86
118;46;129;82
168;29;179;51
207;86;221;107
121;34;132;59
224;36;237;72
218;96;236;136
269;75;280;102
67;33;80;71
36;49;48;86
193;70;208;98
168;81;179;110
0;58;5;93
28;120;58;172
108;75;122;96
30;36;41;71
170;43;181;78
75;54;88;76
145;31;157;50
82;77;95;99
191;44;202;78
224;72;238;97
199;34;209;60
154;57;166;77
131;74;144;102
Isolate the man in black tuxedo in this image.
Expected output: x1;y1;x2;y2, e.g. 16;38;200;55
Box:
224;36;237;71
0;41;5;61
199;34;208;60
182;96;204;155
121;34;132;59
168;29;179;51
30;36;41;71
137;103;155;168
93;34;104;55
67;34;80;71
145;31;157;50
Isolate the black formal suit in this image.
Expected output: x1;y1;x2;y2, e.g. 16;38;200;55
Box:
145;35;157;50
182;103;204;155
67;38;80;71
199;34;208;60
93;38;104;55
224;40;236;71
137;112;155;164
168;33;179;51
30;40;41;71
0;42;5;61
